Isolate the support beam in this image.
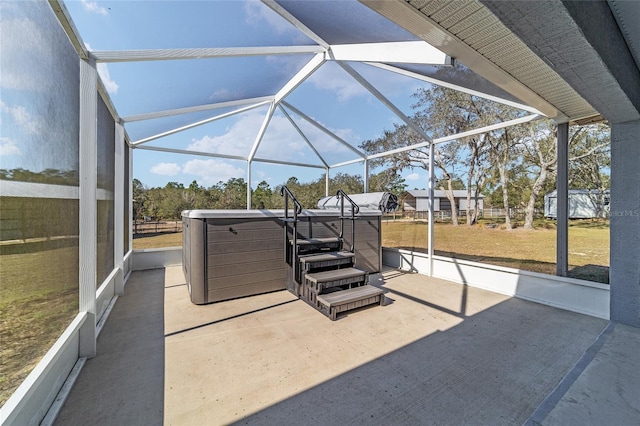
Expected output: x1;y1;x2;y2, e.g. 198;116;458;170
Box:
135;145;247;162
365;114;542;160
325;168;330;196
279;105;329;167
368;62;544;116
247;161;252;210
248;102;276;162
336;61;433;144
261;0;330;49
79;58;97;358
331;158;365;169
363;160;369;193
114;122;125;295
610;120;640;327
134;144;325;169
49;0;89;59
122;96;274;123
91;45;326;63
97;79;121;123
428;142;435;277
131;100;271;146
282;101;366;159
128;143;133;256
556;122;569;277
275;53;325;103
253;157;325;169
330;41;450;64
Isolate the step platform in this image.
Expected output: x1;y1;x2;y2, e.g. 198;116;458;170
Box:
304;267;368;293
293;237;342;254
299;251;355;271
316;284;385;320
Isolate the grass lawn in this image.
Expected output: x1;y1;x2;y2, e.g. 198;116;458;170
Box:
132;219;609;283
381;219;609;283
0;243;79;406
133;232;182;249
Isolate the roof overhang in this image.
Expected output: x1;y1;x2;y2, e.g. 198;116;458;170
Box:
361;0;640;125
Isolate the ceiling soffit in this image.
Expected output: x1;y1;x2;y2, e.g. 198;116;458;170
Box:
483;0;640;124
362;0;599;122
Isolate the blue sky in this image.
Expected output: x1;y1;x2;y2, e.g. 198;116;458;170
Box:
62;0;437;190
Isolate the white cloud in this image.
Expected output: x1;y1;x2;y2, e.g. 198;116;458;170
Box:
0;101;45;135
0;17;53;91
251;170;273;187
151;162;181;176
81;0;109;16
187;110;362;166
308;63;369;103
97;63;119;94
0;137;21;156
182;159;245;187
209;88;241;101
187;112;310;160
187;115;258;157
243;1;297;35
405;172;420;181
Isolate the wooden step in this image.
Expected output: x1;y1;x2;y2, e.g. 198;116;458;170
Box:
316;285;385;320
299;251;355;271
294;237;342;253
304;267;368;292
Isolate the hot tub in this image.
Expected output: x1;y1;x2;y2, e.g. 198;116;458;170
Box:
182;209;382;304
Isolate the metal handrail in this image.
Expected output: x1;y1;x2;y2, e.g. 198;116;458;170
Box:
336;189;359;253
280;185;302;221
280;186;303;284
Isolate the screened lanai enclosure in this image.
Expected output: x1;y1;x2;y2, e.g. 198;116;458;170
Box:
1;1;639;425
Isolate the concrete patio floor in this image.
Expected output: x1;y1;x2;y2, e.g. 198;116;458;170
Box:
54;265;640;425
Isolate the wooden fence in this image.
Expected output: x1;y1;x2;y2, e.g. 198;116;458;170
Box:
384;208;542;221
134;220;182;235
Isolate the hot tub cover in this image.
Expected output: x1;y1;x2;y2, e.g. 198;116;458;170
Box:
316;192;398;213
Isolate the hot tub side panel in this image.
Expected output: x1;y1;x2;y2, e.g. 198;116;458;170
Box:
183;216;207;304
205;217;287;302
350;216;382;273
299;215;381;273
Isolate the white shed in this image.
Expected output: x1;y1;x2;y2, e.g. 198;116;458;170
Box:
402;190;484;212
544;189;610;219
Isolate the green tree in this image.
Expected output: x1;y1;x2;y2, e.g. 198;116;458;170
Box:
368;169;407;194
221;178;247;209
252;181;274;209
361;86;526;226
329;172;363;195
132;178;148;222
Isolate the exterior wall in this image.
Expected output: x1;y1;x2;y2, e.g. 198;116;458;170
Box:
545;192;608;219
402;195;417;211
411;196;482;212
610;121;640;327
459;198;484;211
132;247;183;271
416;197;430;211
382;248;610;320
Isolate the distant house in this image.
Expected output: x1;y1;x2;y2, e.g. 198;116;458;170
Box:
544;189;610;219
401;190;484;212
